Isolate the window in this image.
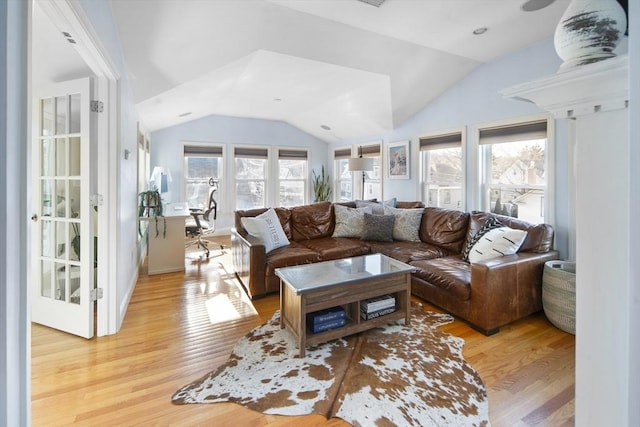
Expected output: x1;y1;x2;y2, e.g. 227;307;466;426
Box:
334;148;352;202
183;144;223;210
278;148;308;207
234;146;268;210
479;119;548;224
420;131;464;210
360;144;381;201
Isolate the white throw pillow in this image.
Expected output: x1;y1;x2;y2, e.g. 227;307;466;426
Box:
332;204;373;238
383;206;423;242
467;226;528;263
240;208;289;253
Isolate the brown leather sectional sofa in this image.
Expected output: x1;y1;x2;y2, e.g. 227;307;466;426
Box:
231;201;558;334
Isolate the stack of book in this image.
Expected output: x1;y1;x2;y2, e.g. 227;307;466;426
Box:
307;306;346;334
360;294;396;320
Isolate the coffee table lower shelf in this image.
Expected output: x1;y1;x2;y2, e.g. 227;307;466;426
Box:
279;270;412;357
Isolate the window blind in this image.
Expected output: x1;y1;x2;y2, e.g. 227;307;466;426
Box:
479;120;547;145
334;148;352;159
234;147;268;159
361;144;380;157
278;149;308;160
183;145;223;157
419;132;462;151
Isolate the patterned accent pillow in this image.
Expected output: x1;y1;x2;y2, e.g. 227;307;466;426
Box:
360;213;395;242
383;206;423;242
467;227;528;263
240;208;290;253
355;198;397;215
332;204;373;238
462;217;502;261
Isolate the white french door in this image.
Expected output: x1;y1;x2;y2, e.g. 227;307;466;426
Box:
31;77;95;339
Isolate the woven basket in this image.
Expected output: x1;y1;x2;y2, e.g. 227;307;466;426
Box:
542;261;576;334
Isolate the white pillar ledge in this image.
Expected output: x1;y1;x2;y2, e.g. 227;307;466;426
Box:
501;55;629;118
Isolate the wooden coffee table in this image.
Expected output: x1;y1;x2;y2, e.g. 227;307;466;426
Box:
275;253;415;356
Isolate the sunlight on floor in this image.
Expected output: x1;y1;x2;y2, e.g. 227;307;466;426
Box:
205;294;243;324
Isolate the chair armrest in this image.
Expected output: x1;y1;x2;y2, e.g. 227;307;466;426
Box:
230;228;267;298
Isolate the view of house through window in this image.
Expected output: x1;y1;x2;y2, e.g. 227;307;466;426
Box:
278;149;308;207
361;144;381;201
334;148;352;202
183;144;222;210
235;147;268;210
480;120;548;224
420;131;464;210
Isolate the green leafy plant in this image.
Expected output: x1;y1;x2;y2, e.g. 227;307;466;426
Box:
138;190;166;238
312;165;332;202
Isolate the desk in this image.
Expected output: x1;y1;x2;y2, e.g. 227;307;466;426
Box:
141;203;190;275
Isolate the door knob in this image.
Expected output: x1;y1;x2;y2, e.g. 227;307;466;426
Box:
31;214;38;222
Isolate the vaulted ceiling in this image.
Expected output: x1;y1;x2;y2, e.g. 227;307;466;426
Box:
44;0;576;143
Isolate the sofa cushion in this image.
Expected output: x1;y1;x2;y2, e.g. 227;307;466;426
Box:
355;198;397;215
299;237;371;261
419;207;470;254
467;227;527;263
332;204;372;238
240;208;290;253
361;213;394;242
265;242;322;273
465;211;554;253
410;256;471;301
366;241;449;264
384;206;423;242
290;201;334;241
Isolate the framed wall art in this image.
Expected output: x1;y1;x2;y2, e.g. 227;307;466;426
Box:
387;140;410;179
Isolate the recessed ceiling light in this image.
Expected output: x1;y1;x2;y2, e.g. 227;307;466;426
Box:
521;0;556;12
178;112;192;117
473;27;488;35
273;98;282;102
320;125;331;131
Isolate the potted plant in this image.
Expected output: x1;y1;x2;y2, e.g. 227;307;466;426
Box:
138;189;166;238
312;166;331;202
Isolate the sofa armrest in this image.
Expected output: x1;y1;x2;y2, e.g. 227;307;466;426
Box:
230;228;267;298
469;250;559;333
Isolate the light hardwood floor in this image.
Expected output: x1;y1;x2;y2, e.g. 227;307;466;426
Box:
32;237;575;426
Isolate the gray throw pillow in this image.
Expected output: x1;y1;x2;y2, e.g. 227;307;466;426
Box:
361;213;395;242
383;206;423;242
332;204;373;238
355;198;397;215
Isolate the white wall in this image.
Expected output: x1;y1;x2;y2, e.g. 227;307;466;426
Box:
150;114;329;232
0;0;29;425
76;0;142;329
335;39;573;258
629;1;640;424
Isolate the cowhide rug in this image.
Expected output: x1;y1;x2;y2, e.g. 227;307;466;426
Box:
172;305;490;427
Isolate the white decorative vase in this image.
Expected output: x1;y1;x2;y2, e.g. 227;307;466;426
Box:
554;0;627;72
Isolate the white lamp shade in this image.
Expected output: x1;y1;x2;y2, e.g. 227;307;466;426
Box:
348;157;374;171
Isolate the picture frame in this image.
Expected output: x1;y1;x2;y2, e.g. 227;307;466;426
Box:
387;140;410;179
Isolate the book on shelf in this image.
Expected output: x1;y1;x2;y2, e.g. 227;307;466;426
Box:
360;306;396;320
306;306;346;326
361;294;395;313
308;317;346;334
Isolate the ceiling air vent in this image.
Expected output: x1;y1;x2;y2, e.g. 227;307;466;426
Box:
356;0;386;7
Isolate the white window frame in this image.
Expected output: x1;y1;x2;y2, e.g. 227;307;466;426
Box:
474;114;555;225
277;147;309;207
233;145;269;210
333;147;353;203
182;142;224;211
358;142;382;201
418;127;466;211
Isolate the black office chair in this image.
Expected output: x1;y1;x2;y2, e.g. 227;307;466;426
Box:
185;179;224;258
